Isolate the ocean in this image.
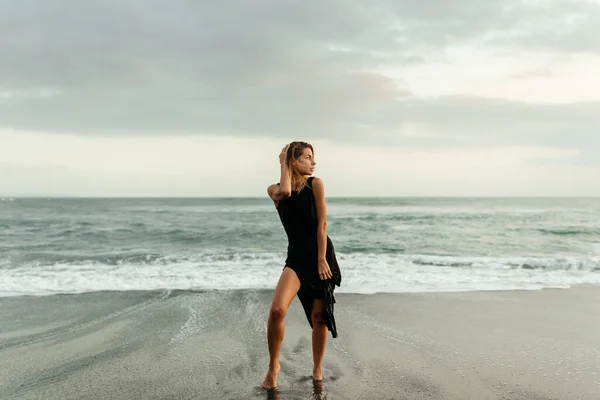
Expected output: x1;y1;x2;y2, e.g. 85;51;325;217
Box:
1;197;599;297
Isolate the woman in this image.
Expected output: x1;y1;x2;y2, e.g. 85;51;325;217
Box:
262;141;342;389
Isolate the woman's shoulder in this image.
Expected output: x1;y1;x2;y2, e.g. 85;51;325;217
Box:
309;176;324;189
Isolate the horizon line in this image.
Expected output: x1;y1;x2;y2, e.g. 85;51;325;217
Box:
3;195;600;199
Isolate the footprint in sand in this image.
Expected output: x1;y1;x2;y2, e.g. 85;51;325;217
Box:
292;336;311;354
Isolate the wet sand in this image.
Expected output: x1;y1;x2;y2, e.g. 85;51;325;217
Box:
0;286;598;399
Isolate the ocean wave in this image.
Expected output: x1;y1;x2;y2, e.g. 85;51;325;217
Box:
407;255;599;271
1;253;599;297
537;228;598;236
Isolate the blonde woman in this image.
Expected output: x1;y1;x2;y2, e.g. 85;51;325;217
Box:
262;141;342;389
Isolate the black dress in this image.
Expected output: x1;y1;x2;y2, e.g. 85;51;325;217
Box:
276;177;342;338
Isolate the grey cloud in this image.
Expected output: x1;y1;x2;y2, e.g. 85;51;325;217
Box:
382;0;600;53
2;0;598;88
485;1;600;53
0;1;397;88
0;0;598;158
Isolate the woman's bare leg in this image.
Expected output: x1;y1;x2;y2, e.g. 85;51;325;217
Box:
262;267;301;389
311;299;328;381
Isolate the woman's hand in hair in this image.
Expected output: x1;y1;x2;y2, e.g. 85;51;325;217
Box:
279;144;290;165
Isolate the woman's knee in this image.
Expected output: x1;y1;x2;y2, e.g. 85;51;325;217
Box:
269;306;287;321
311;311;326;326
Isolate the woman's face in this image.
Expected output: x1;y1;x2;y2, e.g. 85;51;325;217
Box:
293;147;316;176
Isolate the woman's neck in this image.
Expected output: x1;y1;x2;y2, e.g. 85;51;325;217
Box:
292;175;310;191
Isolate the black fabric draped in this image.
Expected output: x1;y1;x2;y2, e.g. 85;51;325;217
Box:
275;177;342;338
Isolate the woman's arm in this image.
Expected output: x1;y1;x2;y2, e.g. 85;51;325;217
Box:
267;164;292;201
313;177;333;280
267;144;292;202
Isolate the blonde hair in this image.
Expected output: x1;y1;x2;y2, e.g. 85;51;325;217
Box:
286;141;314;193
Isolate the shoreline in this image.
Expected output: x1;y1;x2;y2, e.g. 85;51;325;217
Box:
2;282;598;300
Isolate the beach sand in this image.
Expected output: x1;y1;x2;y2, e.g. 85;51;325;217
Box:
0;286;598;400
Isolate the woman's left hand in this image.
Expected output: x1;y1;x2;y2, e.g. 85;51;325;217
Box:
318;259;333;280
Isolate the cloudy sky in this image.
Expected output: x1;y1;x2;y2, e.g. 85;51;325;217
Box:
1;0;599;197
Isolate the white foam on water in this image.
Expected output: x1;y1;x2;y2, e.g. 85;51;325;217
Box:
1;253;599;297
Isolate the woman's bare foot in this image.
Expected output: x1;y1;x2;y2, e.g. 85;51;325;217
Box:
312;365;323;381
262;363;280;389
